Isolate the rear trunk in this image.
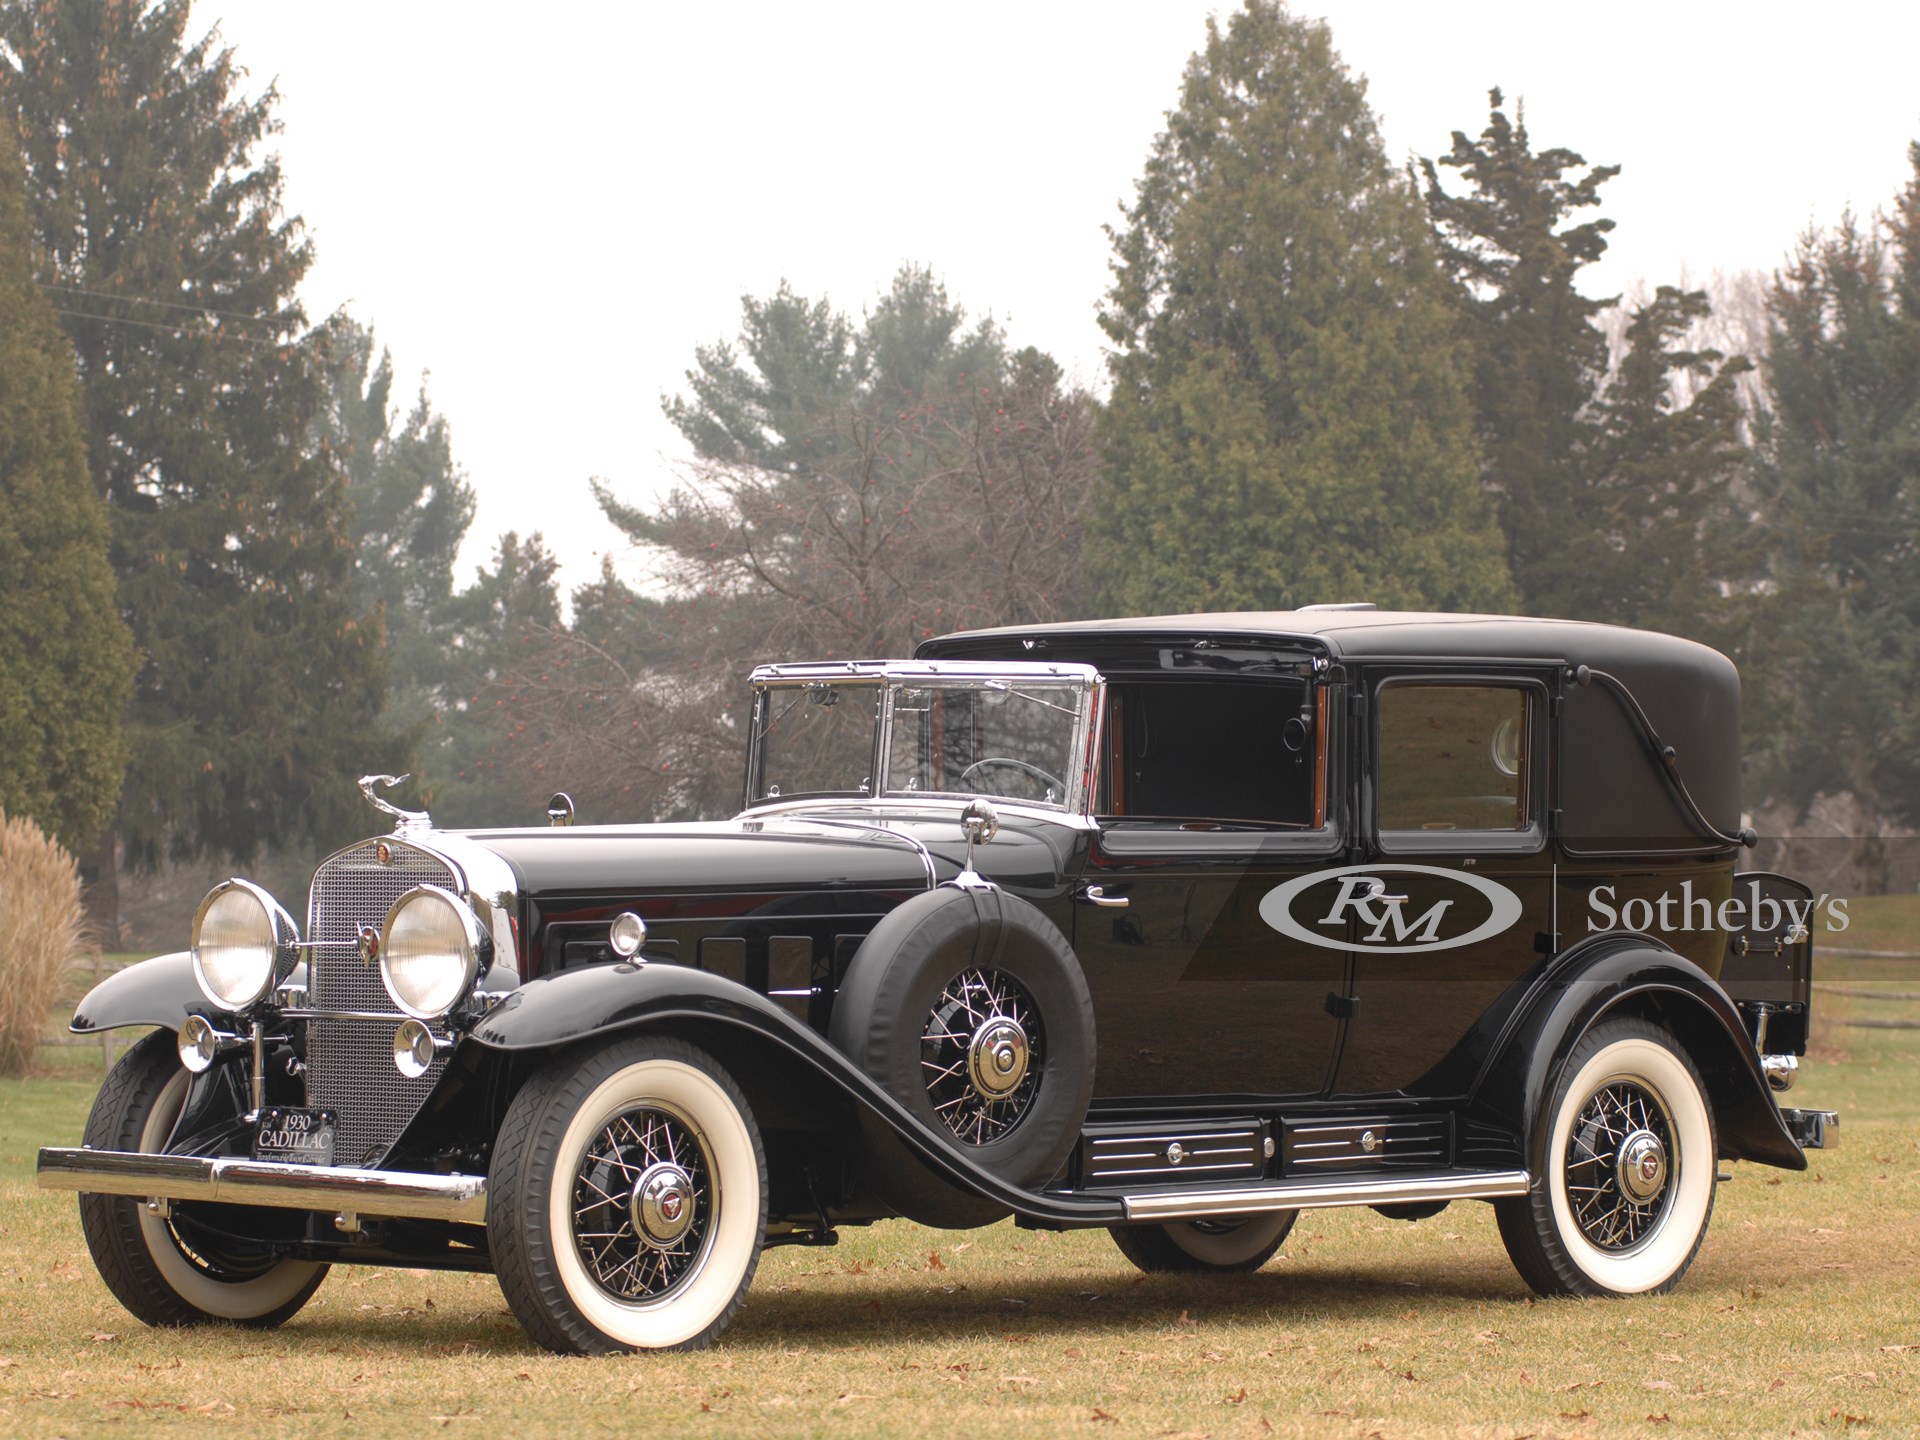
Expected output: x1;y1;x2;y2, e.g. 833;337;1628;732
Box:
1718;871;1814;1055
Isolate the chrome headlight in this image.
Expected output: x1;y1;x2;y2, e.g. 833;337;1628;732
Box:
379;884;490;1020
190;879;297;1012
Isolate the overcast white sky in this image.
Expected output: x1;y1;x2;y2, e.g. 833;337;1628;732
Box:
209;2;1920;601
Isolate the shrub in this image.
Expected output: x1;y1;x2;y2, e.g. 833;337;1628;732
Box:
0;809;86;1076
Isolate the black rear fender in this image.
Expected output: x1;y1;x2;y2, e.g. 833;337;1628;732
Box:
1472;934;1805;1174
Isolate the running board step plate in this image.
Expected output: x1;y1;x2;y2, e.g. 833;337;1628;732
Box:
1120;1168;1531;1222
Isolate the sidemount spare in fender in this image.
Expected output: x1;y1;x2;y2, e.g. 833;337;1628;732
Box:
466;959;1122;1227
1475;935;1807;1173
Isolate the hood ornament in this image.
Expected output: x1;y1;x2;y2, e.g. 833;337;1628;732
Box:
358;773;430;832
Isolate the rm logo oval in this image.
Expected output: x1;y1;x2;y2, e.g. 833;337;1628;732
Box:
1259;864;1524;955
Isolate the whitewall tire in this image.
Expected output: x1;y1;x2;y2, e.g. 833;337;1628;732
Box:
490;1035;766;1354
79;1031;328;1327
1109;1210;1297;1274
1497;1018;1716;1297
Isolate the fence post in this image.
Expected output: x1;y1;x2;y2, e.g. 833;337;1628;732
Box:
97;947;111;1079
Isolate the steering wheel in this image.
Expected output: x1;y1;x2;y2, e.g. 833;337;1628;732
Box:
959;756;1066;800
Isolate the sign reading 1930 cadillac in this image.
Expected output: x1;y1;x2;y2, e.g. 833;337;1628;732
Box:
38;610;1837;1355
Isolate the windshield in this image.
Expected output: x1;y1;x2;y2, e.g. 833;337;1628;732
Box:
752;681;884;802
746;665;1096;811
885;680;1083;807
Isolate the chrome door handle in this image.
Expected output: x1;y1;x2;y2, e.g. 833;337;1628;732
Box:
1080;885;1129;908
1353;876;1407;904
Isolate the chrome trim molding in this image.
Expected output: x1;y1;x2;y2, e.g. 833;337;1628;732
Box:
1120;1168;1532;1221
36;1147;487;1225
744;795;1100;835
789;816;939;889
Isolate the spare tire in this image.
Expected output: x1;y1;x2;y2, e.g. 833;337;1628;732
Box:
830;885;1094;1224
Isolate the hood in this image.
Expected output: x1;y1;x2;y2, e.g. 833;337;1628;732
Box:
455;815;937;898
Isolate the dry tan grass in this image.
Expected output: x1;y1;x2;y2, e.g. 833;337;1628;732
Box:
0;812;86;1077
0;940;1913;1435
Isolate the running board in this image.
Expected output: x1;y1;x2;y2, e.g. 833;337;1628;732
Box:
1119;1168;1532;1222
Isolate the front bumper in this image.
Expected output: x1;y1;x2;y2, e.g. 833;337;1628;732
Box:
36;1147;487;1227
1779;1108;1840;1150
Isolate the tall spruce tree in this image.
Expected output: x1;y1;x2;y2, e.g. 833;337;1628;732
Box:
1749;144;1920;826
315;319;475;735
1553;287;1752;631
0;1;397;929
1422;91;1617;609
425;531;564;829
0;139;134;852
1087;2;1513;616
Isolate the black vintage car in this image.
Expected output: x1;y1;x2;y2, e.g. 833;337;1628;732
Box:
40;609;1839;1353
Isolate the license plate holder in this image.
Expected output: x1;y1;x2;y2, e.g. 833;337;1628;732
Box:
252;1106;338;1165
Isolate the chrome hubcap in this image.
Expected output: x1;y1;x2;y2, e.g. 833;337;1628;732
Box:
629;1161;698;1250
1616;1129;1668;1204
966;1016;1030;1100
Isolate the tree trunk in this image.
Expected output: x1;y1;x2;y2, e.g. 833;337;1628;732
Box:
78;832;122;951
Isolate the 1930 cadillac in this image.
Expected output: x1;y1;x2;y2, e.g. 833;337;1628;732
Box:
39;609;1839;1353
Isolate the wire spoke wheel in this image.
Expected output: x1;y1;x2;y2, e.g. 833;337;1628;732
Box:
570;1105;714;1303
920;968;1044;1145
1497;1018;1716;1298
1563;1079;1674;1253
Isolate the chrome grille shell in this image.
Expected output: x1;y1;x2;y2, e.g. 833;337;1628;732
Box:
304;837;459;1168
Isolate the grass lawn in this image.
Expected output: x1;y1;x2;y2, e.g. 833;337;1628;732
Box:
1;926;1915;1437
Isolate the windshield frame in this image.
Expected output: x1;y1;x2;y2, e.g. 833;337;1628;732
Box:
745;660;1103;816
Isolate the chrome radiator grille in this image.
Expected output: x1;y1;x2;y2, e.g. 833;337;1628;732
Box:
306;840;455;1167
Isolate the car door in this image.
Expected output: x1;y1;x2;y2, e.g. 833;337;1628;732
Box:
1070;675;1348;1103
1326;670;1557;1099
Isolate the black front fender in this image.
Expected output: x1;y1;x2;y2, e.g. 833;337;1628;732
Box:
467;961;1122;1226
1472;935;1805;1173
70;952;204;1035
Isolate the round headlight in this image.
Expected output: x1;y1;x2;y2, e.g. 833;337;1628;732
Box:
379;885;489;1020
190;879;294;1012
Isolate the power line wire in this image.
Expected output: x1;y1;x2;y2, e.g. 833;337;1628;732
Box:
38;280;290;329
49;305;285;349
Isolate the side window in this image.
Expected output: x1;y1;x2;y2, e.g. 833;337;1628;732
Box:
1376;683;1530;834
1102;679;1325;829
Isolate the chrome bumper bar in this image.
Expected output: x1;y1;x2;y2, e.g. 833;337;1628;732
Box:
36;1147;487;1226
1779;1108;1840;1151
1120;1167;1531;1222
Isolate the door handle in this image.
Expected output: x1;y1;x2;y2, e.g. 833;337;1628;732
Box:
1079;884;1130;909
1352;876;1407;904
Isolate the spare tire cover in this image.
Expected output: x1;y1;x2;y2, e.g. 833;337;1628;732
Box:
830;884;1095;1197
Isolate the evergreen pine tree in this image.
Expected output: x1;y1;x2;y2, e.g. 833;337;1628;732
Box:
0;0;399;926
1750;144;1920;826
314;319;475;734
1087;2;1513;616
1422;90;1617;609
0;139;134;852
1552;288;1752;631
